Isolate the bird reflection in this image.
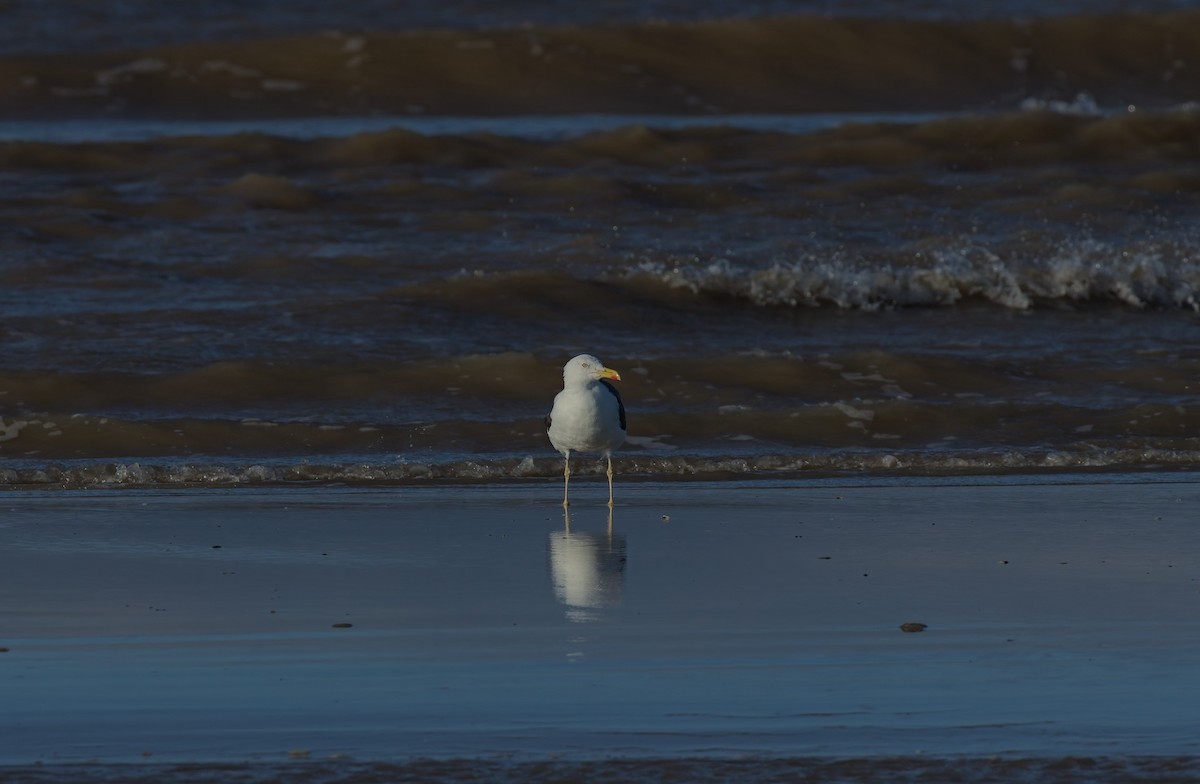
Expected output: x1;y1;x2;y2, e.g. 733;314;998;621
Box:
548;508;627;623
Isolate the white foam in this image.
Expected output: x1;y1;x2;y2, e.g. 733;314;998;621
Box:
1018;91;1101;116
629;240;1200;310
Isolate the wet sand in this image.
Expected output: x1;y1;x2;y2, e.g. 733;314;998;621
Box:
2;476;1199;774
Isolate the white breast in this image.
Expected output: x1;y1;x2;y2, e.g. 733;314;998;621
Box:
548;382;626;456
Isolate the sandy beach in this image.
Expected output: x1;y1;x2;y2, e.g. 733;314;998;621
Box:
3;475;1199;781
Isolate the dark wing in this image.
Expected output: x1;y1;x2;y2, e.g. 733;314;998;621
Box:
544;413;552;430
599;379;627;431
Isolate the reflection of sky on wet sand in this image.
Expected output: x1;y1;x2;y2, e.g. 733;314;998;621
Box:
548;510;626;623
6;482;1200;763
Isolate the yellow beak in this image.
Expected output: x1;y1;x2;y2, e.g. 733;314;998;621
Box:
599;367;621;382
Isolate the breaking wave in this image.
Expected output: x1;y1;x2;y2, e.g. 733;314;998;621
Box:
6;448;1200;489
629;240;1200;310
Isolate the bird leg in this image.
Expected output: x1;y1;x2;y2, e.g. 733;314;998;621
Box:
562;454;571;508
606;454;615;508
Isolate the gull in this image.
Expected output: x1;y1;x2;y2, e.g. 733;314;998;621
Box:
545;354;626;507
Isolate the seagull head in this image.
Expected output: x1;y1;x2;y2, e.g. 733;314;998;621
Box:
563;354;621;386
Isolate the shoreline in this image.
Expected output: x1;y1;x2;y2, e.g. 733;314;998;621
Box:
3;456;1200;490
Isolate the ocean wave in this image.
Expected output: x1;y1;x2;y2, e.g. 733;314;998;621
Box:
1;350;1196;467
5;110;1200;179
382;230;1200;313
4;12;1200;117
2;109;1198;181
628;239;1200;310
